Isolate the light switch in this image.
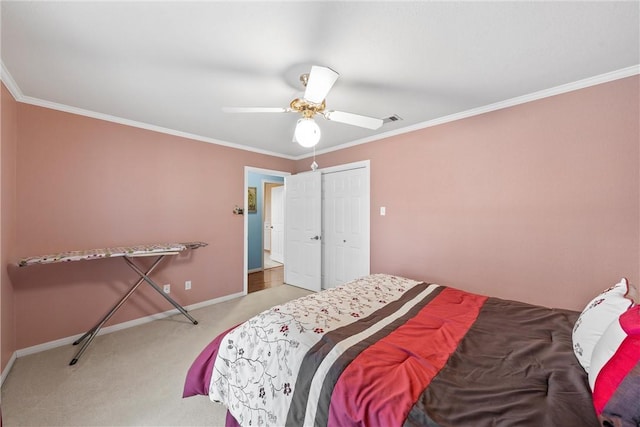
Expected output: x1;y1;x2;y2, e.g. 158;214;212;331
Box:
380;206;386;216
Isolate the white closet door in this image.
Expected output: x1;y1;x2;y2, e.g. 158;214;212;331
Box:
322;167;370;289
284;172;322;292
270;186;284;263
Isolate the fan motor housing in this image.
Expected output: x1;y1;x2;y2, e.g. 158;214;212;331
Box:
290;98;326;118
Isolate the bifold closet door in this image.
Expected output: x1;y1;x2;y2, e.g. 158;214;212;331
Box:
322;167;370;289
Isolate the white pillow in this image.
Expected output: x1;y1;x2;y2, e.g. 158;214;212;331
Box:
572;278;635;372
588;312;628;390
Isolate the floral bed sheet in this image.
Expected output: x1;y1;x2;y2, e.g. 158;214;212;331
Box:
184;274;599;427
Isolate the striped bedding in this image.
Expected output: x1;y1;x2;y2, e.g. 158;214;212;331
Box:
184;274;599;426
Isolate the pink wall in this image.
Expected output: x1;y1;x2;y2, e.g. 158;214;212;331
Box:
4;75;639;351
1;83;18;372
297;76;640;311
10;104;295;349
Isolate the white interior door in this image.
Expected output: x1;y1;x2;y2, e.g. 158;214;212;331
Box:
270;185;284;263
284;171;322;292
322;167;370;288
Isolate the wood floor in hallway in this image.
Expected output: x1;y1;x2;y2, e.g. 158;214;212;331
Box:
248;266;284;293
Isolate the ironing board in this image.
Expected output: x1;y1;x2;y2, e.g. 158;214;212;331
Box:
18;241;207;365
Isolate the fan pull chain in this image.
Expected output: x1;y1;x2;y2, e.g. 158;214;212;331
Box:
311;147;318;171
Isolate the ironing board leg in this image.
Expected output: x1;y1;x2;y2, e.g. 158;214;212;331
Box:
69;254;198;365
70;256;166;365
123;257;199;325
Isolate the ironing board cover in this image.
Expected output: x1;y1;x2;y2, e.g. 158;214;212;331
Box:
18;242;207;267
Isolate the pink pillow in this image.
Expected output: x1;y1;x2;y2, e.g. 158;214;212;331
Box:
589;305;640;425
572;278;635;372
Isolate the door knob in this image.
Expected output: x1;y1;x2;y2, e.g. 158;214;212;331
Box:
310;235;320;240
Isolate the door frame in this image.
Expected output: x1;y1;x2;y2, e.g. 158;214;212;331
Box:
319;159;370;176
244;167;290;295
266;182;285;263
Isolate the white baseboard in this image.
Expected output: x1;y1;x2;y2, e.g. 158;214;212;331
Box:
15;291;244;358
248;268;262;273
1;350;17;391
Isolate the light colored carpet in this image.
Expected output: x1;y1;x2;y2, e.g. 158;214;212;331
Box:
1;284;311;426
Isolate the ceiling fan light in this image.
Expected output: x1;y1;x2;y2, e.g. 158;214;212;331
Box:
294;118;321;148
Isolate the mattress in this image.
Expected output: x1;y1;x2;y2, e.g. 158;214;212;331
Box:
184;274;598;426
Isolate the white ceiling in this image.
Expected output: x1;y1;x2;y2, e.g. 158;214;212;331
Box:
2;1;639;159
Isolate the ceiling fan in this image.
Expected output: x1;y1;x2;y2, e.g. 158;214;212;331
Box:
223;66;383;148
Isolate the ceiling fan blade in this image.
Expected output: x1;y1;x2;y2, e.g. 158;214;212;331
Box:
222;107;289;113
303;66;339;104
323;110;383;130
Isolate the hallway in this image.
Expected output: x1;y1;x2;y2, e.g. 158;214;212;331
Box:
248;266;283;293
248;250;283;293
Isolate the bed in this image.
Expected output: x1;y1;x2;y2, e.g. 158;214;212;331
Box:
183;274;639;426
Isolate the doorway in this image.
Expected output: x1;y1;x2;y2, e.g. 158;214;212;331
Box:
244;167;290;295
263;181;284;269
248;266;284;293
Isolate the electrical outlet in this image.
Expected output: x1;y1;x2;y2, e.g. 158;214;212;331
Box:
163;284;170;294
185;280;192;290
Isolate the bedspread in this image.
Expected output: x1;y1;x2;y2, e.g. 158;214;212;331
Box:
189;274;599;426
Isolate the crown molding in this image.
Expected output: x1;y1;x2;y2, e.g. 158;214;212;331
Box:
296;64;640;160
1;61;24;100
3;60;637;162
0;62;296;160
20;94;297;159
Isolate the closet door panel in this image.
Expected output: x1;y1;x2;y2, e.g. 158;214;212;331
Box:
322;167;370;289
